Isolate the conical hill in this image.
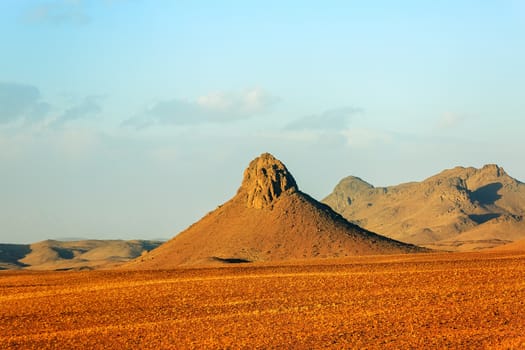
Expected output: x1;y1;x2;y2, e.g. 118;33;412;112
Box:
127;153;423;268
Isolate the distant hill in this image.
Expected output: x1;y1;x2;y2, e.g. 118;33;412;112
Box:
323;164;525;251
126;153;423;269
0;240;162;270
489;237;525;252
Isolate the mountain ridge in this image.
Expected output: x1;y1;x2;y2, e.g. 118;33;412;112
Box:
323;164;525;251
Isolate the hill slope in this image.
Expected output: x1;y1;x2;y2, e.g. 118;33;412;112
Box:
490;237;525;252
0;240;162;270
127;153;423;269
323;164;525;251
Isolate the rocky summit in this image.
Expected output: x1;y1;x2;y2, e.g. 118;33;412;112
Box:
239;153;298;209
126;153;423;268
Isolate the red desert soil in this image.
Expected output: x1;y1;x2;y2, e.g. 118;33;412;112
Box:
2;251;525;349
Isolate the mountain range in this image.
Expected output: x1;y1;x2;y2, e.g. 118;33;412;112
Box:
323;164;525;251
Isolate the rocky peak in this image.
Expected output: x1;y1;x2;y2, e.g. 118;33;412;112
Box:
239;153;298;209
480;164;506;177
336;176;374;191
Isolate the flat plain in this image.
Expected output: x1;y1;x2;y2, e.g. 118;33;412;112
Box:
1;251;525;349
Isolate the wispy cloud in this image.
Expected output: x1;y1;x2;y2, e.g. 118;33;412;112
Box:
50;96;103;127
0;82;51;124
285;107;363;131
262;106;392;149
25;0;91;25
437;112;467;129
263;127;393;150
341;128;393;148
0;82;104;129
123;88;279;128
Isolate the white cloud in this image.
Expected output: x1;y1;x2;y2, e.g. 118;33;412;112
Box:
25;0;91;25
341;128;393;148
259;107;385;149
123;87;279;128
195;88;276;115
437;112;466;129
50;96;103;128
259;129;325;143
263;126;393;149
285;107;363;131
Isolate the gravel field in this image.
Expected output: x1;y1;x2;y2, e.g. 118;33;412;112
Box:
1;252;525;349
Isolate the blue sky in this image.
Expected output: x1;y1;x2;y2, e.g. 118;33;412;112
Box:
1;1;525;243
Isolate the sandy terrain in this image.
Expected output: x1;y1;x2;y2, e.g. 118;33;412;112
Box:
2;251;525;349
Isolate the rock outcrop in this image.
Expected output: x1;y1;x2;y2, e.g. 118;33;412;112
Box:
239;153;298;209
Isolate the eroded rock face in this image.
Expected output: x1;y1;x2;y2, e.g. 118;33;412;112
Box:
239;153;298;209
479;164;506;178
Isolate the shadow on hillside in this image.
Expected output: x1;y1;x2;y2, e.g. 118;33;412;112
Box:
468;213;501;224
53;247;75;260
0;244;31;267
141;241;163;252
211;257;251;264
470;182;502;206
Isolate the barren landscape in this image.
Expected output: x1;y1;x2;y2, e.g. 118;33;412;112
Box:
2;154;525;349
2;251;525;349
3;2;525;349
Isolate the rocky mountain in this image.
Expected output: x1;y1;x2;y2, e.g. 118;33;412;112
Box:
0;240;162;270
127;153;423;269
323;164;525;251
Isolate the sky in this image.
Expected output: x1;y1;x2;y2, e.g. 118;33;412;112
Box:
1;1;525;243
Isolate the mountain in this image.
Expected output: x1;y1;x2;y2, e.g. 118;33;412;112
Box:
127;153;423;269
0;240;162;270
323;164;525;251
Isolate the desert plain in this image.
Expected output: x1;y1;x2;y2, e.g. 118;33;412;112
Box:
2;250;525;349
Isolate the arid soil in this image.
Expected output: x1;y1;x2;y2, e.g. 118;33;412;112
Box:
2;251;525;349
